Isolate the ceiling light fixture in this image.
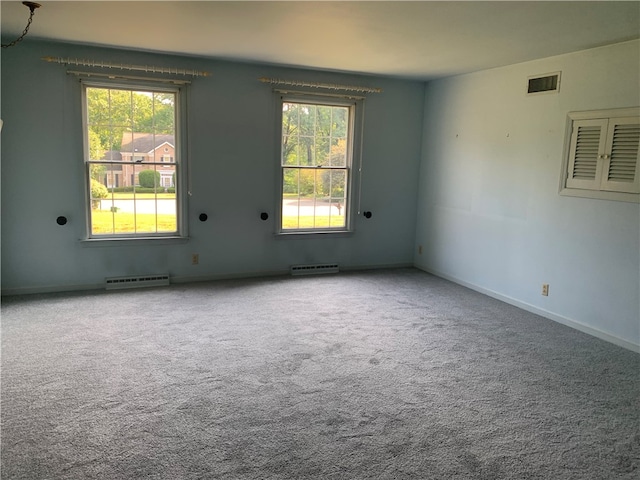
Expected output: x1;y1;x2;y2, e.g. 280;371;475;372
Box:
2;2;41;49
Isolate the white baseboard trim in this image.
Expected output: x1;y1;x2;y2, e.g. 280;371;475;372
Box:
1;264;415;297
170;269;289;285
1;282;105;297
417;266;640;354
341;262;414;272
171;263;413;284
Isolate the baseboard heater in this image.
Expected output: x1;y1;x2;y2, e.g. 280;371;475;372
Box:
105;274;170;290
290;264;339;276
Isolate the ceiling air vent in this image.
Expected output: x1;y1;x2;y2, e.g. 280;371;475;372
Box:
527;72;561;95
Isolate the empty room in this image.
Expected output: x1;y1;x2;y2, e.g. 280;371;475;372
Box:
1;1;639;478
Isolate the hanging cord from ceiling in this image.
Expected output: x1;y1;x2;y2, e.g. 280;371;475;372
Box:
2;2;41;49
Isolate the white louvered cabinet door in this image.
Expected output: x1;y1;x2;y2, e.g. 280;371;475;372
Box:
601;116;640;194
566;118;607;190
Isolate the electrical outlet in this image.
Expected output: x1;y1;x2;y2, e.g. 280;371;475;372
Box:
192;254;199;265
542;284;549;296
418;245;423;255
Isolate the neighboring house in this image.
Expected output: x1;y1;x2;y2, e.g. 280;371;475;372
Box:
101;150;123;187
102;133;175;188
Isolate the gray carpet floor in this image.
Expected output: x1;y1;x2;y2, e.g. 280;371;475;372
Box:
1;268;639;479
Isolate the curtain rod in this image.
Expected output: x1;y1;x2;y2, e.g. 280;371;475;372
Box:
273;88;365;101
42;56;210;77
259;77;382;94
67;70;191;85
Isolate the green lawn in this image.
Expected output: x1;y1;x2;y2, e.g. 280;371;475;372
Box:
282;215;345;229
92;209;344;233
91;210;177;234
106;193;176;200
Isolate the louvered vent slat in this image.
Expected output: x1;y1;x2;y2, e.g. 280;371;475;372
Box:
572;126;600;179
607;124;639;182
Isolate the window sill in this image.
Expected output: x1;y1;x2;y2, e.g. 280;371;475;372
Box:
559;187;639;203
80;236;190;247
275;230;354;239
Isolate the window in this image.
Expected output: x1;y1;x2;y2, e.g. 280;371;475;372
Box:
279;97;358;232
83;83;184;237
560;107;639;203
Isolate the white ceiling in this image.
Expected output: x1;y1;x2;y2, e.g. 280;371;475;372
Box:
2;1;639;80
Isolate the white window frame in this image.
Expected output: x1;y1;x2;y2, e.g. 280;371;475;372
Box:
81;80;188;241
559;107;639;203
276;93;363;235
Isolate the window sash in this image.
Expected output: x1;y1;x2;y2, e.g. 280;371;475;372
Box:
82;81;184;238
279;98;355;232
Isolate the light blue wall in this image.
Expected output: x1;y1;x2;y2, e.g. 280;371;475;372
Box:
1;40;424;293
3;38;638;351
415;40;640;349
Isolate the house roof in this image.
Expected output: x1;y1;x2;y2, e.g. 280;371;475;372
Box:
120;133;175;154
101;150;122;161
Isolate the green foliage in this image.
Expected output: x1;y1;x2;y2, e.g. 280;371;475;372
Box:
283;168;317;196
91;178;108;198
86;87;175;152
109;186;174;194
138;170;161;188
321;169;346;199
281;102;348;167
90;179;108;209
88;129;105;161
281;102;349;200
89;163;106;182
109;186;135;193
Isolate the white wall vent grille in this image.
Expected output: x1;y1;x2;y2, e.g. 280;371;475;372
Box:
105;274;170;290
290;264;339;276
527;72;561;95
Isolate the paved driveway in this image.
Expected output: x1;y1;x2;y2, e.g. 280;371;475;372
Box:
282;198;343;216
100;199;176;215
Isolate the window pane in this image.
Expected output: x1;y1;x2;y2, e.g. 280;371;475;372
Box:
315;136;330;166
330;138;347;166
87;87;108;126
282;135;300;166
283;168;299;195
316;106;332;136
132;91;153;135
299;104;315;136
283;103;299;134
282;167;347;230
332;107;348;138
87;130;105;162
280;101;352;231
135;198;157;234
109;89;132;129
154;92;175;135
300;136;314;165
120;131;135;159
85;85;178;237
329;170;346;199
